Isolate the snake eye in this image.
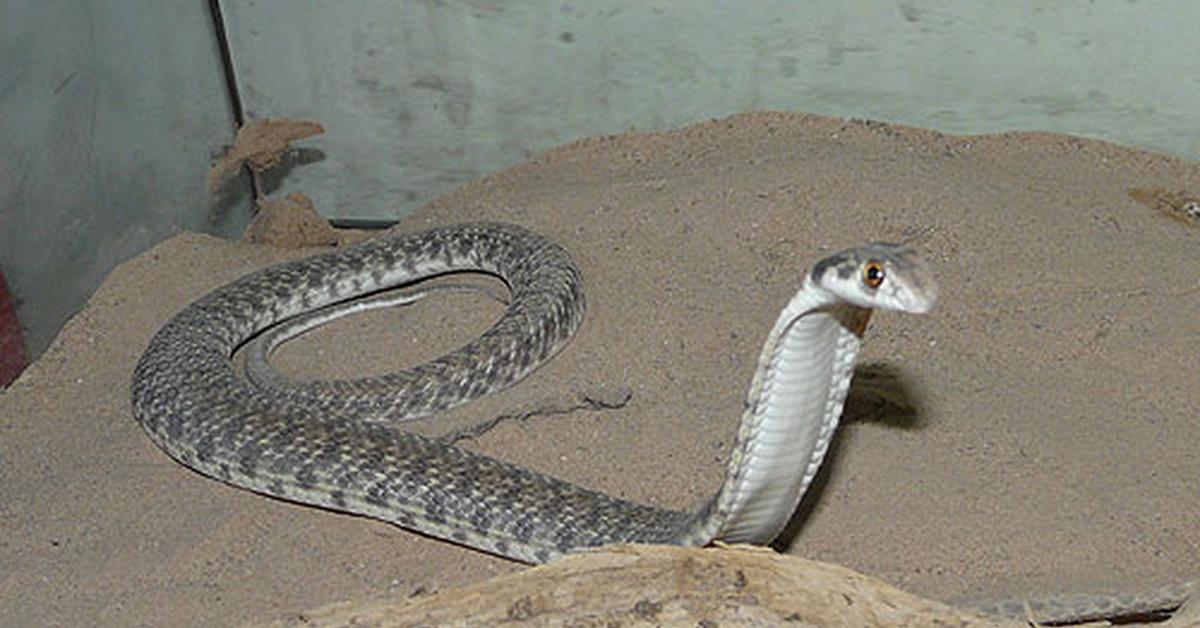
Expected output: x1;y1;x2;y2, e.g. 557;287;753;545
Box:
862;261;886;289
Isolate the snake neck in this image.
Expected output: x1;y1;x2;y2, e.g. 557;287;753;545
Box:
682;276;868;545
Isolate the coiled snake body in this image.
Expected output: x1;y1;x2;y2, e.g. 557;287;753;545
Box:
132;222;1190;623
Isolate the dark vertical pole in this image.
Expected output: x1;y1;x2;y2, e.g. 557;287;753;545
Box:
208;0;246;126
207;0;261;200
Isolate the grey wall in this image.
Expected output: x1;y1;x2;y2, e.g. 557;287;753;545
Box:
1;1;1197;359
0;1;249;356
225;1;1200;222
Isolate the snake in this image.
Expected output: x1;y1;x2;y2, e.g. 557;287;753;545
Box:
131;222;1191;624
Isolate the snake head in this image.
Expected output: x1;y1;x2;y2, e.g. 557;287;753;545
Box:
809;242;937;314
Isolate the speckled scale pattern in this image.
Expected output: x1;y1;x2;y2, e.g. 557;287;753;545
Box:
973;580;1195;625
132;223;698;564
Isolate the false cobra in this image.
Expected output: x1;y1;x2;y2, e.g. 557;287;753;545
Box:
131;222;935;563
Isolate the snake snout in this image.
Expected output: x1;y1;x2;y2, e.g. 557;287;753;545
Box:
894;282;937;314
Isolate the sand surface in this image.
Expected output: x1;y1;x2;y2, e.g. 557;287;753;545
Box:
2;112;1197;626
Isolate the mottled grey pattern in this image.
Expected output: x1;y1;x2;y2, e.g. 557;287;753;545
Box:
132;223;698;565
973;580;1194;625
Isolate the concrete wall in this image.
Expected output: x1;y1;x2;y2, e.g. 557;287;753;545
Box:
225;1;1200;222
1;1;1197;359
0;1;249;356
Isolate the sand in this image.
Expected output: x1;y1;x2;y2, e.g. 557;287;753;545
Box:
1;111;1197;626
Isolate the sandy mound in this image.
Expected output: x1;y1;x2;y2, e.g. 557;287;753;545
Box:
1;111;1196;626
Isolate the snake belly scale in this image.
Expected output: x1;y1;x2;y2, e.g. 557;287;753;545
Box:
132;222;934;564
